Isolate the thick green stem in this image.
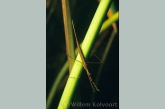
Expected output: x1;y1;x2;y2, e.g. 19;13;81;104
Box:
57;0;113;109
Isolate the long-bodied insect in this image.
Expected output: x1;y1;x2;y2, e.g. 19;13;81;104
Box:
72;20;99;92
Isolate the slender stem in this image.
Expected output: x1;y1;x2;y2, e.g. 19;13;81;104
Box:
61;0;75;72
99;11;119;34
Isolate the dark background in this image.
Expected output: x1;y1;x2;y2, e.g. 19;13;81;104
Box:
46;0;119;108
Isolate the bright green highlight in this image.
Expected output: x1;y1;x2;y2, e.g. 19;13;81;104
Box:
100;11;119;34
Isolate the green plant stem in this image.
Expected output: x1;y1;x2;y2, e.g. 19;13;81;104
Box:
111;1;117;13
46;62;68;109
99;11;119;34
57;0;113;109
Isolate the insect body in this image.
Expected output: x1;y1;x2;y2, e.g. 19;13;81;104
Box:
72;20;99;92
